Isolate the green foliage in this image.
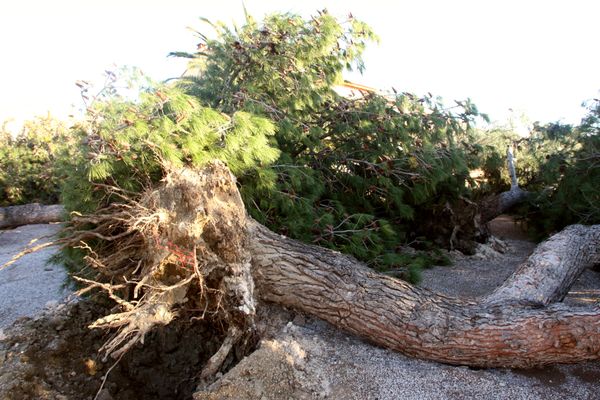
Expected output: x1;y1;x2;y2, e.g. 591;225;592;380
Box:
57;70;280;280
174;11;493;280
3;10;595;288
521;101;600;236
0;115;76;206
62;77;280;215
175;10;377;124
470;126;518;195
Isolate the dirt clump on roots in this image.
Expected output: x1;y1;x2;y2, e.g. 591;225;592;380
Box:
0;296;250;400
54;163;256;377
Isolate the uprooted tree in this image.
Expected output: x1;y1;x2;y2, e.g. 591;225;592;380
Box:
172;10;499;269
474;102;600;238
4;10;600;378
50;78;598;374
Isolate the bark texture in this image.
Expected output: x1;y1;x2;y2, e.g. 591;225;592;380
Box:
0;203;64;229
480;188;529;224
249;222;600;368
485;224;600;306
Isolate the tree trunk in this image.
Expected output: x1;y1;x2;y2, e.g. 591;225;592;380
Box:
480;145;529;223
0;203;65;229
479;188;529;224
484;224;600;306
249;222;600;368
427;145;530;252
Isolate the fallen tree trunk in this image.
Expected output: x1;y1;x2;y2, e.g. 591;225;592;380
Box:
55;162;600;371
479;187;529;224
0;203;64;229
198;163;600;368
419;184;528;254
424;146;530;253
249;222;600;368
484;224;600;306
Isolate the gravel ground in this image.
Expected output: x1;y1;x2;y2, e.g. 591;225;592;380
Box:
420;238;536;298
0;224;72;332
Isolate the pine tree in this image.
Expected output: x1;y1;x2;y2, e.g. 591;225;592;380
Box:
62;78;280;214
522;101;600;236
475;100;599;239
172;11;489;280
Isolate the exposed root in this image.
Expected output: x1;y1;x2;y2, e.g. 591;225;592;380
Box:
59;162;257;377
93;352;125;400
92;302;175;361
199;325;242;382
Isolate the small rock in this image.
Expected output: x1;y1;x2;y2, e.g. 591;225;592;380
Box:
284;321;294;333
84;358;98;376
0;329;6;341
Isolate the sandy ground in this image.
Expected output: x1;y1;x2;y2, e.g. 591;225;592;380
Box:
2;218;600;399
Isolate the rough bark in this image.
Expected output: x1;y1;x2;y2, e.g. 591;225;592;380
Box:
484;224;600;306
479;188;529;224
249;222;600;368
0;203;65;229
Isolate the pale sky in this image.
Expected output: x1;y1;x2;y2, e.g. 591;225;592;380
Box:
1;0;598;132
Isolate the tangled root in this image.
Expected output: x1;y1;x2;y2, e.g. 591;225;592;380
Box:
65;162;256;378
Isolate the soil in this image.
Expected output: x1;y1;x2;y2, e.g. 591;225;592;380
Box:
1;216;600;400
0;298;233;400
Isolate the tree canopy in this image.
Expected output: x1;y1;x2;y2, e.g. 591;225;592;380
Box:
170;10;496;279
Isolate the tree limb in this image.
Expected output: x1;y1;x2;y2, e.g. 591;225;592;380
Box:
0;203;64;229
